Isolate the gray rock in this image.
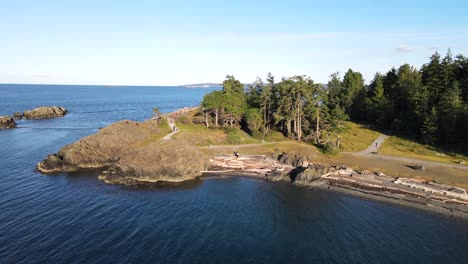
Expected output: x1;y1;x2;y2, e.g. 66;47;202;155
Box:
0;116;17;129
23;106;68;119
13;112;23;119
37;154;64;173
293;163;335;186
265;169;285;181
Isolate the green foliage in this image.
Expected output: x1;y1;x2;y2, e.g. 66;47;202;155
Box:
316;142;338;155
224;127;243;144
199;49;468;152
223;75;247;127
337;49;467;150
244;108;263;133
421;107;439;145
176;115;192;125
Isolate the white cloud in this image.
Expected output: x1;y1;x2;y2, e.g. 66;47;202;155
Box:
396;45;415;52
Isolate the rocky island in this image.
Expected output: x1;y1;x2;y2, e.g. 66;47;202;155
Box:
16;106;68;119
0;116;17;129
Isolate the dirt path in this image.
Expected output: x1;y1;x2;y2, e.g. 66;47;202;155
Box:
163;118;178;140
349;152;468;171
359;134;389;154
342;133;468;171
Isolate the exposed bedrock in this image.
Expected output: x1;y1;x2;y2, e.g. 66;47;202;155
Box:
23;106;68;119
0;116;17;129
37;120;207;185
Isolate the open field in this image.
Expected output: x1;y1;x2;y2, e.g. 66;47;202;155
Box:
380;136;467;165
339;122;381;152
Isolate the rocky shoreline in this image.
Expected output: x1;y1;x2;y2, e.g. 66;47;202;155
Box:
33;107;468;219
206;154;468;220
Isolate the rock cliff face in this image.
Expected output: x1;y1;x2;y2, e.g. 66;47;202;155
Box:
0;116;17;129
23;106;68;119
37;120;207;185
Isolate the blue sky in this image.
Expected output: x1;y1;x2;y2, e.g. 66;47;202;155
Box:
1;0;468;85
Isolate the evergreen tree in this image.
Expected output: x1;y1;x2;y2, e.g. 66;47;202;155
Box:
222;75;246;127
341;69;365;117
421;106;439;145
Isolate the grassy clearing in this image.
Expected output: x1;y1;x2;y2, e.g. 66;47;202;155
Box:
263;131;288;142
339;122;381;152
380;136;467;165
200;140;326;161
138;122;172;147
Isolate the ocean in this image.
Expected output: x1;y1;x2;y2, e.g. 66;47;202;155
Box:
0;84;467;263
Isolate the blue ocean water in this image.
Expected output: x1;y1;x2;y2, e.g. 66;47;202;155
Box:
0;84;467;264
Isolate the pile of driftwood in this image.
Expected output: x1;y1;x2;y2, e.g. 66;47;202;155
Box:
205;155;293;175
321;169;468;209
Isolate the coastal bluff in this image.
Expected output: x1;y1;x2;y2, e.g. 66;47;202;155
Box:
37;119;207;185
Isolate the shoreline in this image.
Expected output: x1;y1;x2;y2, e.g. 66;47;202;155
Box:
201;171;468;220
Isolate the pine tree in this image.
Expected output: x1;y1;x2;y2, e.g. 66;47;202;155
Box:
421;106;439;145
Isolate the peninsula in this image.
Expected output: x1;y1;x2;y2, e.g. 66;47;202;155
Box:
36;105;468;219
37;51;468;218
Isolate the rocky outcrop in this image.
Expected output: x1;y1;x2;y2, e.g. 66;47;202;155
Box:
275;152;311;167
23;106;68;119
37;119;206;185
0;116;17;129
292;164;339;186
99;140;206;185
13;112;23;119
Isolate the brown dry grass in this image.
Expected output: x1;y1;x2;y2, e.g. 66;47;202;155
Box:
380;136;467;165
331;153;468;189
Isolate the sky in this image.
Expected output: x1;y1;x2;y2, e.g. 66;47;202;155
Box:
1;0;468;86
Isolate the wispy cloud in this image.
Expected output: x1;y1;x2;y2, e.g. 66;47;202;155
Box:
396;45;415;53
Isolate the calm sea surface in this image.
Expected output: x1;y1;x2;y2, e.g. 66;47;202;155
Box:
0;84;467;264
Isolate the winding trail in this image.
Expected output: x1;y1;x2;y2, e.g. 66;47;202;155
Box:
345;134;468;171
359;134;389;154
163;118;178;140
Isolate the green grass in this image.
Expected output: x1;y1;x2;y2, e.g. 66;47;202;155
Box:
138;122;172;147
263;131;288;142
380;136;467;165
339;122;381;152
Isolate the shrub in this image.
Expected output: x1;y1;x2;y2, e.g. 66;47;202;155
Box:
224;127;243;144
177;115;192;125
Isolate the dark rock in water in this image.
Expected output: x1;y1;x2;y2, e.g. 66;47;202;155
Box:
265;168;286;182
23;106;68;119
0;116;17;129
37;154;64;173
293;163;335;186
13;112;24;119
